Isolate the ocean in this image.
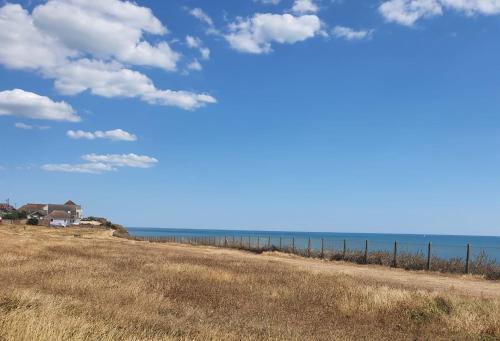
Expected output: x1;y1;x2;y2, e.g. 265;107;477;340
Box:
127;227;500;262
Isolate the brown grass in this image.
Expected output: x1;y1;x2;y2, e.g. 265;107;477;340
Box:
0;225;499;340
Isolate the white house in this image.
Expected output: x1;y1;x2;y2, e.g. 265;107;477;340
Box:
46;210;72;227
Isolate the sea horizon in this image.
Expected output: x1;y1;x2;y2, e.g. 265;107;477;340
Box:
127;227;500;261
126;226;500;239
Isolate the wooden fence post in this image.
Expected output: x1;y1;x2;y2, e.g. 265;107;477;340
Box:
343;239;347;259
364;240;368;264
248;236;251;249
279;237;282;250
393;241;398;268
292;237;295;253
465;243;471;274
321;238;324;258
224;236;227;247
427;242;432;271
268;236;271;248
257;237;260;249
307;237;311;257
240;236;243;248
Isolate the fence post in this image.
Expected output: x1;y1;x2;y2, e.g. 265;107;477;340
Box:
465;243;471;274
343;239;347;259
427;242;432;271
308;238;311;257
279;237;282;251
257;237;260;249
224;236;227;247
292;237;295;253
393;241;398;268
248;236;251;249
268;236;271;248
240;236;243;248
364;240;368;264
321;238;324;258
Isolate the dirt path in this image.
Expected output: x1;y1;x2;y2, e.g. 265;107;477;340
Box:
164;242;500;299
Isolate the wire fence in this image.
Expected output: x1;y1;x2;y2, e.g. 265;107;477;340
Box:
128;234;500;280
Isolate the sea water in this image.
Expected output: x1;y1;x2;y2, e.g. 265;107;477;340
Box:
127;227;500;262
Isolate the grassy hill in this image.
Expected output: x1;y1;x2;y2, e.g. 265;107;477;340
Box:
0;225;499;340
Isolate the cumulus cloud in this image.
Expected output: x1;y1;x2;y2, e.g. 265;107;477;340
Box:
379;0;442;26
189;7;220;35
332;26;374;40
14;122;50;130
0;89;80;122
254;0;282;4
14;122;33;129
225;13;322;54
187;60;203;71
189;7;214;27
291;0;319;14
0;3;216;111
42;153;158;174
81;153;158;168
200;47;211;60
186;36;211;61
186;35;202;49
41;162;115;174
379;0;500;26
31;0;178;71
67;129;137;141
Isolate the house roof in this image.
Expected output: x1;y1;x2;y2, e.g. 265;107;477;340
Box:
47;210;71;219
64;200;77;206
30;210;47;217
48;204;78;215
19;204;46;213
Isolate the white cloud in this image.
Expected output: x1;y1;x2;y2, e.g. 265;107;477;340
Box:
186;36;210;61
186;35;202;49
15;122;33;129
0;3;216;111
31;0;178;71
254;0;282;4
14;122;50;130
200;47;211;60
51;59;216;110
0;89;80;122
440;0;500;15
67;129;137;141
292;0;319;14
379;0;442;26
253;0;281;5
332;26;374;40
42;153;158;174
187;59;203;71
41;162;115;174
379;0;500;26
189;7;214;27
82;153;158;168
0;4;76;71
225;13;322;54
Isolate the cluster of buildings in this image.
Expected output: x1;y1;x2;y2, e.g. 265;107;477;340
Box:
19;200;83;227
0;200;104;228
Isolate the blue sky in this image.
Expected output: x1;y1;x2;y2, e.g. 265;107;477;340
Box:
1;0;500;235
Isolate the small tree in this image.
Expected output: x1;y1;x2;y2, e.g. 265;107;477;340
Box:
26;218;39;225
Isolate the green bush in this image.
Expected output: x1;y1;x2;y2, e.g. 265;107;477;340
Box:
2;210;25;220
26;218;39;226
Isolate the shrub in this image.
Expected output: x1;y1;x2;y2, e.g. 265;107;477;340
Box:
26;218;39;226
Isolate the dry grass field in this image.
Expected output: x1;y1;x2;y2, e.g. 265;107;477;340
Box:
0;225;499;340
